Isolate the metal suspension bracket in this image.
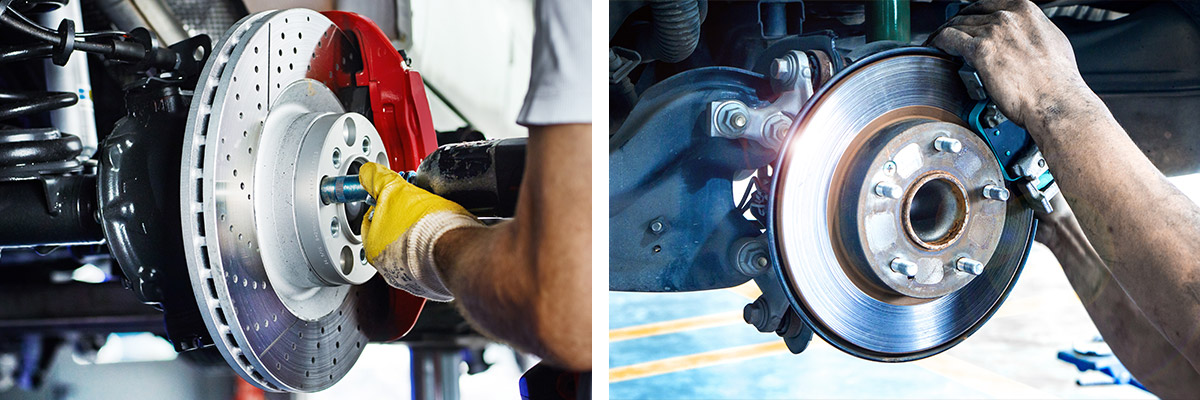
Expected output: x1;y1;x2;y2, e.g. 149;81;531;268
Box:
708;50;816;149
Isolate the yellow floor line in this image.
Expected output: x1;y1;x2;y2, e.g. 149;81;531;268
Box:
726;281;762;300
610;341;791;383
609;311;744;343
913;354;1058;399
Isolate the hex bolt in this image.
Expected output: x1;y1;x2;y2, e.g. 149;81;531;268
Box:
874;182;903;199
890;258;918;278
770;57;794;84
982;184;1010;201
649;220;664;233
715;101;750;138
956;257;985;275
933;136;962;153
763;114;793;147
743;298;771;331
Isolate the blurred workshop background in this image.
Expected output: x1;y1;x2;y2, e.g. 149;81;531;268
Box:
607;174;1200;400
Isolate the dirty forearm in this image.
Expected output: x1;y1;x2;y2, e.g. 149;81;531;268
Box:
431;124;593;371
1039;200;1200;394
434;222;548;357
1032;92;1200;370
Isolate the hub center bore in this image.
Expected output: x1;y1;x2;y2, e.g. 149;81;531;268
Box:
902;171;968;251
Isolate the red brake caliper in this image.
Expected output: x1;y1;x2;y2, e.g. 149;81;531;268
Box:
324;11;438;341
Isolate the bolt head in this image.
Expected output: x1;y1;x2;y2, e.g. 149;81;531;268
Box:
649;220;664;233
732;113;747;129
716;102;750;137
764;115;793;145
882;161;896;175
755;256;769;268
771;57;794;83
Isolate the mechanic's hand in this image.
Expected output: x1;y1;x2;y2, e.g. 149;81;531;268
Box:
930;0;1093;133
359;162;480;301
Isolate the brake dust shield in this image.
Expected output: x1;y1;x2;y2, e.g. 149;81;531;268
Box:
179;9;424;391
768;50;1036;361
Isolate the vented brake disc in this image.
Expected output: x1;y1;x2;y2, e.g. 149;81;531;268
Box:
179;9;398;391
768;49;1035;361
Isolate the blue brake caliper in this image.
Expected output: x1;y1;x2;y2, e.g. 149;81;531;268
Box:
959;65;1060;213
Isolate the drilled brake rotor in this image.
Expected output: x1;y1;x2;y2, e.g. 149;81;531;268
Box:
180;9;388;392
768;49;1035;361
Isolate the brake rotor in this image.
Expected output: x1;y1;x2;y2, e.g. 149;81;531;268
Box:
178;9;421;391
768;49;1035;361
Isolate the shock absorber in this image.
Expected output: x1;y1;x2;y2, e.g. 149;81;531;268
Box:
37;0;98;159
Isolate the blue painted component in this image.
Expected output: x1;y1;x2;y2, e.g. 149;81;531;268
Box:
963;100;1040;181
1057;350;1148;391
610;67;778;292
1035;171;1054;189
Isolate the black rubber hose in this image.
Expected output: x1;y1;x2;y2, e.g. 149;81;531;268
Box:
0;44;53;62
0;12;115;54
649;0;702;63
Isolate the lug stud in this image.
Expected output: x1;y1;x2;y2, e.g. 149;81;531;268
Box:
982;184;1010;201
934;136;962;153
890;258;918;278
874;182;902;199
956;258;985;275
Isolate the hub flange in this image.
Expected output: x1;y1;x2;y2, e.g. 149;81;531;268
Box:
769;49;1035;361
832;119;1006;300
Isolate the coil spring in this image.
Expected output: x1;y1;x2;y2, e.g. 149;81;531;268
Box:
0;6;83;167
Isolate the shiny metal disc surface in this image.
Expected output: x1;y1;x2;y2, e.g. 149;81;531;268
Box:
180;9;373;392
769;49;1034;361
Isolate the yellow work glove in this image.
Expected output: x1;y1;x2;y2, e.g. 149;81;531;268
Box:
359;162;480;302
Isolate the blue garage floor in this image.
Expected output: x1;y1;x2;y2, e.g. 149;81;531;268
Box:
609;244;1158;399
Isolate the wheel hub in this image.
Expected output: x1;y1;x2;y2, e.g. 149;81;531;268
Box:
831;119;1005;300
769;50;1034;360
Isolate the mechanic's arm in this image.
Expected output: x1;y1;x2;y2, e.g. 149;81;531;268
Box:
358;125;591;371
433;125;592;370
932;0;1200;372
1036;196;1200;396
